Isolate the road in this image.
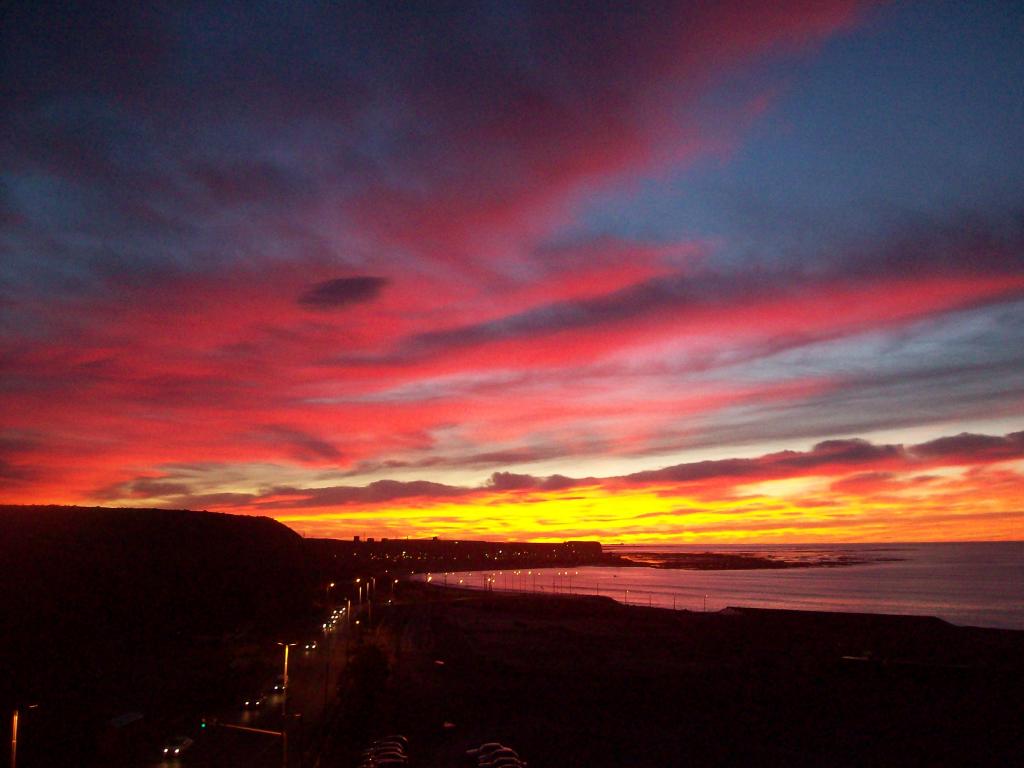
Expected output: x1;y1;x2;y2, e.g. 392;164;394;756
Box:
140;620;350;768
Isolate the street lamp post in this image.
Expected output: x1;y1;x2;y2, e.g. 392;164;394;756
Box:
10;709;18;768
323;626;333;710
10;705;37;768
277;642;296;717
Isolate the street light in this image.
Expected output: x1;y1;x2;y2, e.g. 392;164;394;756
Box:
10;709;17;768
276;643;296;717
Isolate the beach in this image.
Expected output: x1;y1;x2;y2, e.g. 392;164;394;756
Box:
355;585;1024;767
416;541;1024;630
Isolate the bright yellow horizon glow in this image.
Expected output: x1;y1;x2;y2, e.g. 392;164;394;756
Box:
270;463;1024;543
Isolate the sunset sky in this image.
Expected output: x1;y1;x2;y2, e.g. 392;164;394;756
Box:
2;1;1022;542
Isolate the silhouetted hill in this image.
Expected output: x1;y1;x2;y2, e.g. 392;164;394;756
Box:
0;505;315;706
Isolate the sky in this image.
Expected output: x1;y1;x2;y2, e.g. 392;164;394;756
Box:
2;0;1023;542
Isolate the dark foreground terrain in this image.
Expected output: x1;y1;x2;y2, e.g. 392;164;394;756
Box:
3;506;1021;766
361;586;1024;768
0;505;604;766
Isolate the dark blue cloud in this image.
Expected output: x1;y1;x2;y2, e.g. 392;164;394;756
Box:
298;276;388;309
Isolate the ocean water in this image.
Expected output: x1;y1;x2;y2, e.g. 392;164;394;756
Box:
424;542;1024;630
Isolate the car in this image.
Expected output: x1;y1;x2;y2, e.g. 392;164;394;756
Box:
365;741;406;752
161;735;193;758
360;756;406;764
271;674;286;692
303;640;318;651
242;695;264;709
362;744;406;754
467;742;505;758
486;758;525;768
479;748;521;767
361;745;407;759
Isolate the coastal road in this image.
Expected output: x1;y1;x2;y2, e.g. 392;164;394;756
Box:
139;623;349;768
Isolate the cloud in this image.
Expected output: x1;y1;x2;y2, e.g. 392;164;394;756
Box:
262;479;473;508
321;207;1024;375
0;433;41;483
253;425;343;463
625;438;904;485
486;471;587;492
910;431;1024;462
227;429;1024;511
298;277;388;309
93;477;195;501
3;0;1022;541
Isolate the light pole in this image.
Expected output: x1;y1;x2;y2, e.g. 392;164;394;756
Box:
323;625;333;710
277;642;296;717
10;709;17;768
10;709;18;768
10;705;37;768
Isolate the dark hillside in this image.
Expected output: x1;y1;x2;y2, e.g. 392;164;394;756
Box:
0;505;315;708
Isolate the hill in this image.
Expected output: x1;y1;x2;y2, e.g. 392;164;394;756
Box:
0;505;315;710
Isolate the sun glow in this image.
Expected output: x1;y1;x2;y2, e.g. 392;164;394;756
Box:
271;461;1024;543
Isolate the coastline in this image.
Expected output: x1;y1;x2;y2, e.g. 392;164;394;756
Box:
603;550;877;569
413;541;1024;630
364;586;1024;767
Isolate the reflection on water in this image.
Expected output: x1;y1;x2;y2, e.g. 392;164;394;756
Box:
420;542;1024;629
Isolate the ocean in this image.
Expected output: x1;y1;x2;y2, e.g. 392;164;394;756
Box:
426;541;1024;630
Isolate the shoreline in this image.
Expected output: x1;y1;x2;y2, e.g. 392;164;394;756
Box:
370;586;1024;767
409;567;1024;631
603;550;881;569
